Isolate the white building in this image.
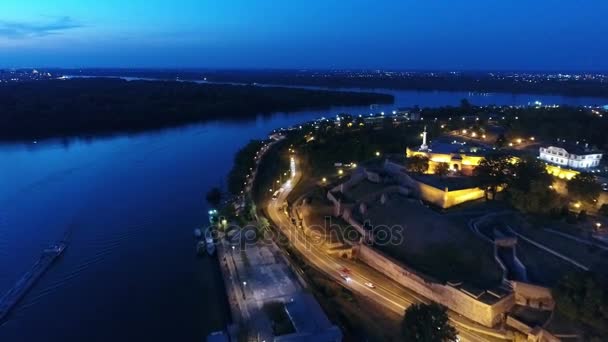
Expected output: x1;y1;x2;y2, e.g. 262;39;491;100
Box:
539;144;602;169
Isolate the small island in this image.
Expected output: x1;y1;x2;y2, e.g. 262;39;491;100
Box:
0;78;393;141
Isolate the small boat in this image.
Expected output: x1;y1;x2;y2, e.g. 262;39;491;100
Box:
194;228;202;239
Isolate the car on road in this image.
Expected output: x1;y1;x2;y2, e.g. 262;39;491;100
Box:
364;282;375;289
339;273;351;282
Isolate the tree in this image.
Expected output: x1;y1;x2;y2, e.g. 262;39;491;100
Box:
506;157;562;214
507;157;552;192
434;162;450;178
474;153;512;200
206;187;222;208
495;133;507;149
509;180;563;214
553;272;608;335
407;155;430;174
568;173;601;204
401;303;458;342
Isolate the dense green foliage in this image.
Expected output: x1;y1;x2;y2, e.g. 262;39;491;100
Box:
418;105;608;150
475;155;564;214
474;152;512;200
251;140;291;203
296;119;425;176
433;162;450;178
227;140;263;195
0;78;393;140
401;303;458;342
553;272;608;336
407;155;430;174
506;157;563;214
567;173;601;204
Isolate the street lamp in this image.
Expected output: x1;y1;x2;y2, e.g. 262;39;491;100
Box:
596;222;602;230
375;151;381;157
322;177;327;183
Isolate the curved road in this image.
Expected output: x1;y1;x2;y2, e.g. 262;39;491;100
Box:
265;155;505;342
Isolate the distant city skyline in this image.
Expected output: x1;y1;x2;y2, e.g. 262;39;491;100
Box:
2;1;608;71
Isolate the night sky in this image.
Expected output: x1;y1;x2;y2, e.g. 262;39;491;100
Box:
1;0;607;70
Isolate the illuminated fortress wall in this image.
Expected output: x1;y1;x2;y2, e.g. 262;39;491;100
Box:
356;244;515;327
384;160;485;208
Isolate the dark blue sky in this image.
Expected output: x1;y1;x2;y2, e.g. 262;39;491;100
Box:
1;0;607;70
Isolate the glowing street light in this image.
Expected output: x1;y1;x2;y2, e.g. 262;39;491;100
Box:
338;169;344;175
375;151;381;157
322;177;327;183
595;222;602;230
462;129;467;134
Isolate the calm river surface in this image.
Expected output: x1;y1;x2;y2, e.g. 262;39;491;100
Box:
0;87;606;341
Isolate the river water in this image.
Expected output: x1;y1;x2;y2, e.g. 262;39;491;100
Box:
0;87;606;342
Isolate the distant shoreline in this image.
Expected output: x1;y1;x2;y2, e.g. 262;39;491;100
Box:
49;68;608;99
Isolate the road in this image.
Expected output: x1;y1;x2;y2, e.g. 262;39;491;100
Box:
265;155;505;342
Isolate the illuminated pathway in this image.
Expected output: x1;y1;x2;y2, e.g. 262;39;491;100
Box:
266;155;508;342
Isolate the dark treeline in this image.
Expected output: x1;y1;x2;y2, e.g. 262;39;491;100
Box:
53;69;608;98
0;78;393;141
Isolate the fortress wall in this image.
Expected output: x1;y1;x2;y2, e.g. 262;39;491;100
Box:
443;187;486;207
384;160;485;208
342;207;368;239
510;281;555;310
356;244;514;327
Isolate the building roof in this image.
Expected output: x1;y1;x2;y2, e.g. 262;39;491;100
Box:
276;293;342;342
542;142;602;155
284;293;332;333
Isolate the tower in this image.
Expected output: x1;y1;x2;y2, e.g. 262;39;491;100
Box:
420;125;429;151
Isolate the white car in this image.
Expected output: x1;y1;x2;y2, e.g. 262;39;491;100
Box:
364;282;375;289
339;273;351;282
